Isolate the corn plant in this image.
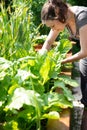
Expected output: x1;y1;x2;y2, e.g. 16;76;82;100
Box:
0;0;41;60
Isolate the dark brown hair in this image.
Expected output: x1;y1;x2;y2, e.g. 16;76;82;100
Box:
41;0;68;23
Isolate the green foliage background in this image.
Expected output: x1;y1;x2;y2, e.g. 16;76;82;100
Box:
0;0;47;60
67;0;87;6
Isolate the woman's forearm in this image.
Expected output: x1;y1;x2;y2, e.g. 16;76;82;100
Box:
41;29;59;50
41;40;53;50
62;51;87;64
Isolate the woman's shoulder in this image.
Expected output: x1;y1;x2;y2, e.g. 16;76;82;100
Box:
70;6;87;29
69;6;87;16
69;6;78;13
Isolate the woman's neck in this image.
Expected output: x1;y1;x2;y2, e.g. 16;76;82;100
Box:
66;8;75;25
66;8;77;36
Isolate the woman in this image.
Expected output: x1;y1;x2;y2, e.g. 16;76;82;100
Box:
40;0;87;129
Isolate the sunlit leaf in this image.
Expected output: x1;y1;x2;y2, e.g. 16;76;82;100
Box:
6;87;44;110
40;57;50;84
0;57;12;71
43;111;60;119
57;39;72;54
15;69;37;83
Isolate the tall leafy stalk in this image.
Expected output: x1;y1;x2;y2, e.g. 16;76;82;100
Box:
30;75;41;130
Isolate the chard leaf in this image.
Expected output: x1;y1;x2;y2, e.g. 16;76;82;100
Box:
54;80;74;101
54;80;65;88
40;57;51;84
15;69;37;83
42;93;73;110
57;39;72;54
18;56;35;62
8;84;19;95
42;111;60;119
6;87;44;110
0;86;7;102
17;107;35;120
58;75;79;87
0;57;12;71
0;71;6;80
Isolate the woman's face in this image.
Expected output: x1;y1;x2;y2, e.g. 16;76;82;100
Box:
42;20;66;31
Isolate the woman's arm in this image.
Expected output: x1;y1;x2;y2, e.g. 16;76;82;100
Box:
62;24;87;64
41;29;59;50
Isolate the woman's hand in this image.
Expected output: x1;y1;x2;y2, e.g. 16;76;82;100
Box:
38;48;48;55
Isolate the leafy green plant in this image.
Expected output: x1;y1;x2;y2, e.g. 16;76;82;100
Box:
0;39;78;130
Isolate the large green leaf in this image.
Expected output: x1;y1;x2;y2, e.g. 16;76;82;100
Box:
42;92;73;110
17;107;35;121
54;80;74;101
58;75;79;87
6;87;44;110
15;69;37;83
57;39;72;54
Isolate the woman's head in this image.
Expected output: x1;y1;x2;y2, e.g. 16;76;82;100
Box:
48;0;63;6
41;0;68;24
